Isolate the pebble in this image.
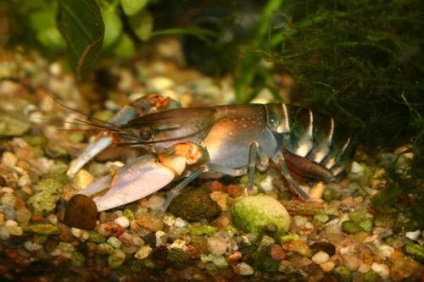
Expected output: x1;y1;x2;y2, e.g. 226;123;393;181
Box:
2;152;18;167
0;226;10;240
237;262;254;276
108;250;126;268
170;239;186;250
174;217;188;228
405;230;421;241
72;169;94;190
114;216;130;228
350;161;364;175
312;251;330;264
212;255;228;268
6;225;22;236
15;208;32;225
147;77;174;92
107;236;122;249
371;262;390;280
24;241;42;251
155;230;166;246
97;243;115;255
270;244;286;260
207;236;228;256
319;260;336;272
147;195;165;210
134;245;152;260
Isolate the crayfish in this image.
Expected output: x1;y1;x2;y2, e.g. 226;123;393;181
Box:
63;94;352;229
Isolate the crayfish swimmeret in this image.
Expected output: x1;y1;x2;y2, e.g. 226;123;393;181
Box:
64;95;352;229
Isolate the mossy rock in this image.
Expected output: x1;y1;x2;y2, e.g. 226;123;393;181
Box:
231;195;291;239
168;186;221;221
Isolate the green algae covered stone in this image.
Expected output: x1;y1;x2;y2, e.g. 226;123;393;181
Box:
231;195;291;238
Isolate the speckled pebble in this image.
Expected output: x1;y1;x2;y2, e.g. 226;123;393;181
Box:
114;216;130;228
237;262;254;275
312;251;330;264
134;245;152;260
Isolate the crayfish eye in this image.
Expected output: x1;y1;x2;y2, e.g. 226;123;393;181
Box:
139;126;153;140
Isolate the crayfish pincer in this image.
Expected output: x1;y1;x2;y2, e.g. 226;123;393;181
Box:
64;98;352;229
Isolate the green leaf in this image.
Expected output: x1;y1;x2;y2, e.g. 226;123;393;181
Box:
112;33;135;59
120;0;148;16
129;10;153;41
57;0;105;80
101;7;123;49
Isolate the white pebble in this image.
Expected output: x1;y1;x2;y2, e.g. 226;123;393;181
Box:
170;239;186;250
174;217;188;228
147;195;165;211
207;236;228;256
406;230;421;241
5;219;18;227
24;241;42;251
147;77;174;92
312;251;330;264
237;262;254;276
72;228;89;241
114;216;130;228
350;161;364;175
293;216;308;227
377;245;394;259
134;245;152;260
371;262;390;280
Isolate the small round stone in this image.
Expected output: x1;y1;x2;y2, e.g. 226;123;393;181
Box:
237;262;254;276
114;216;130;228
64;194;98;230
312;251;330;264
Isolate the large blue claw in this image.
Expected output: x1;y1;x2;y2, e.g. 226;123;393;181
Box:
78;154;176;212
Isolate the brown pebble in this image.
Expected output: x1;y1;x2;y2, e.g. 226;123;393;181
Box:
207;181;225;192
227;185;243;198
270;244;287;261
0;176;6;187
63;194;98;230
310;242;336;256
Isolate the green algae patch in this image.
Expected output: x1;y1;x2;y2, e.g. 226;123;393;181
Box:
231;195;291;239
23;224;59;235
28;177;65;215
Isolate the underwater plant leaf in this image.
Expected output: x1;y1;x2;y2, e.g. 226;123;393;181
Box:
57;0;104;80
129;9;153;41
120;0;148;16
101;7;123;49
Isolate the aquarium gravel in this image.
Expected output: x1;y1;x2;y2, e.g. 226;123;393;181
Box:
0;45;423;281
